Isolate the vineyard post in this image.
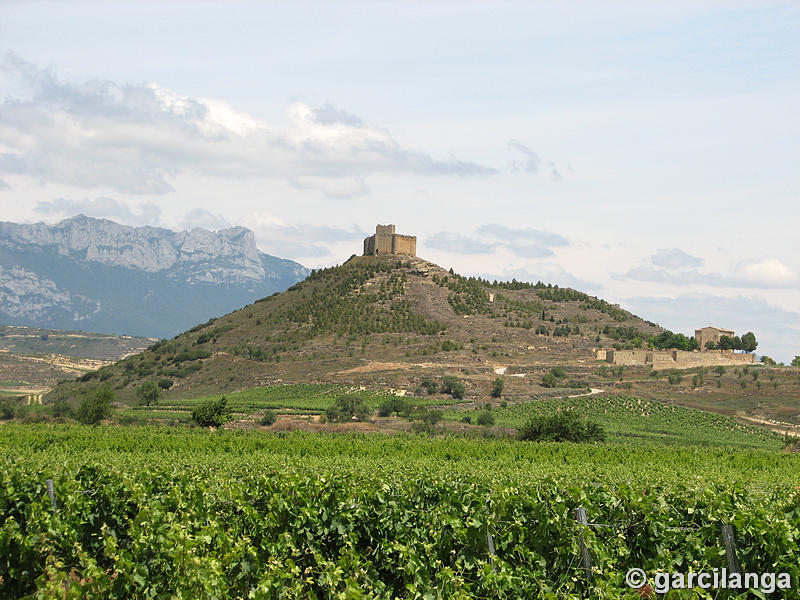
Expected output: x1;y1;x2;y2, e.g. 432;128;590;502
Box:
575;507;593;582
46;479;57;512
719;523;741;578
486;528;496;571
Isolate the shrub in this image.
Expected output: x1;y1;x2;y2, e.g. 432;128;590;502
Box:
191;396;231;428
158;378;174;389
440;376;465;399
491;377;505;398
476;411;495;426
461;415;472;424
667;371;683;385
420;377;439;395
550;367;567;379
76;386;114;425
136;381;162;407
541;373;559;388
260;410;277;426
326;394;371;422
377;397;410;417
518;411;605;443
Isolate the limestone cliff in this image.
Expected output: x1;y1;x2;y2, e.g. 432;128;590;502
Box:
0;216;309;337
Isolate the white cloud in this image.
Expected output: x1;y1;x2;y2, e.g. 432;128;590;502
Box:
733;257;798;287
0;53;492;198
615;251;798;290
178;208;230;231
651;248;703;269
34;197;161;226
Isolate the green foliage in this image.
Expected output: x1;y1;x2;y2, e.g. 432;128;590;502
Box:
541;373;559;388
741;331;758;353
550;367;566;379
285;262;445;337
491;377;504;398
476;410;495;426
650;330;700;351
792;356;800;367
377;396;410;417
440;376;465;399
76;385;114;425
191;396;231;428
760;356;776;366
667;371;683;385
1;425;799;598
517;411;606;442
158;378;174;389
136;381;162;407
260;410;277;426
326;394;371;422
420;377;439;395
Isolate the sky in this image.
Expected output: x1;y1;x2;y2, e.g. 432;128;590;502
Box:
0;1;798;362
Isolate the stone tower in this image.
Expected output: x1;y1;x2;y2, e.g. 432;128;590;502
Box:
363;224;416;256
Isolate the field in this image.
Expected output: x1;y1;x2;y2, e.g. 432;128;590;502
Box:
1;425;799;598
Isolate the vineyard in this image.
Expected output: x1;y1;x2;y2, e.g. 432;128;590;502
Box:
2;425;799;599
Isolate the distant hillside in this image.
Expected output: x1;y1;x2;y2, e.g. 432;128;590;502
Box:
0;324;154;361
0;216;309;338
49;254;663;402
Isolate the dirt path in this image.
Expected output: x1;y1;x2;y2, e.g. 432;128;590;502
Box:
568;388;604;398
738;415;800;436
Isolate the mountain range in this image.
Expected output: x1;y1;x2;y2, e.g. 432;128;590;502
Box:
0;215;309;338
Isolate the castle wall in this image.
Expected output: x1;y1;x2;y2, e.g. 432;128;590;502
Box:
391;234;416;256
601;347;755;370
363;225;416;256
605;350;649;365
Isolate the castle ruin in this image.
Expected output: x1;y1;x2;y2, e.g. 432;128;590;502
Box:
363;224;416;257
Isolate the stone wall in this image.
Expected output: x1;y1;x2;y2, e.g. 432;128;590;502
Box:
600;348;755;370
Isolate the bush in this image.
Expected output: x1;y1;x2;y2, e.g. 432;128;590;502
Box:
517;411;606;443
191;396;231;428
476;410;495;426
136;381;162;407
377;396;410;417
550;367;567;379
260;410;277;426
420;377;439;395
461;415;472;424
76;386;114;425
491;377;504;398
326;394;371;422
158;378;174;389
440;376;465;399
667;371;683;385
541;373;559;388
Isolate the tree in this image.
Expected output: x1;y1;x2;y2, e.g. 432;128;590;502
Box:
792;356;800;367
440;376;465;399
326;394;371;422
192;396;231;428
741;332;758;353
476;410;495;426
136;381;162;407
517;411;605;442
76;386;113;425
260;410;277;426
491;377;505;398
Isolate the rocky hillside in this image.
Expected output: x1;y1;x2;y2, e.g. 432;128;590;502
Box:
48;254;663;403
0;216;309;338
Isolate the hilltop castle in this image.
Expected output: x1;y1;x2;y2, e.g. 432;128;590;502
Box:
363;224;416;257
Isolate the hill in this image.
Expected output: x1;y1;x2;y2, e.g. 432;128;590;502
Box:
0;215;309;338
47;254;664;403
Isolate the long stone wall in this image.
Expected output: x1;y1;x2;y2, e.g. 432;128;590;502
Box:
599;348;755;370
